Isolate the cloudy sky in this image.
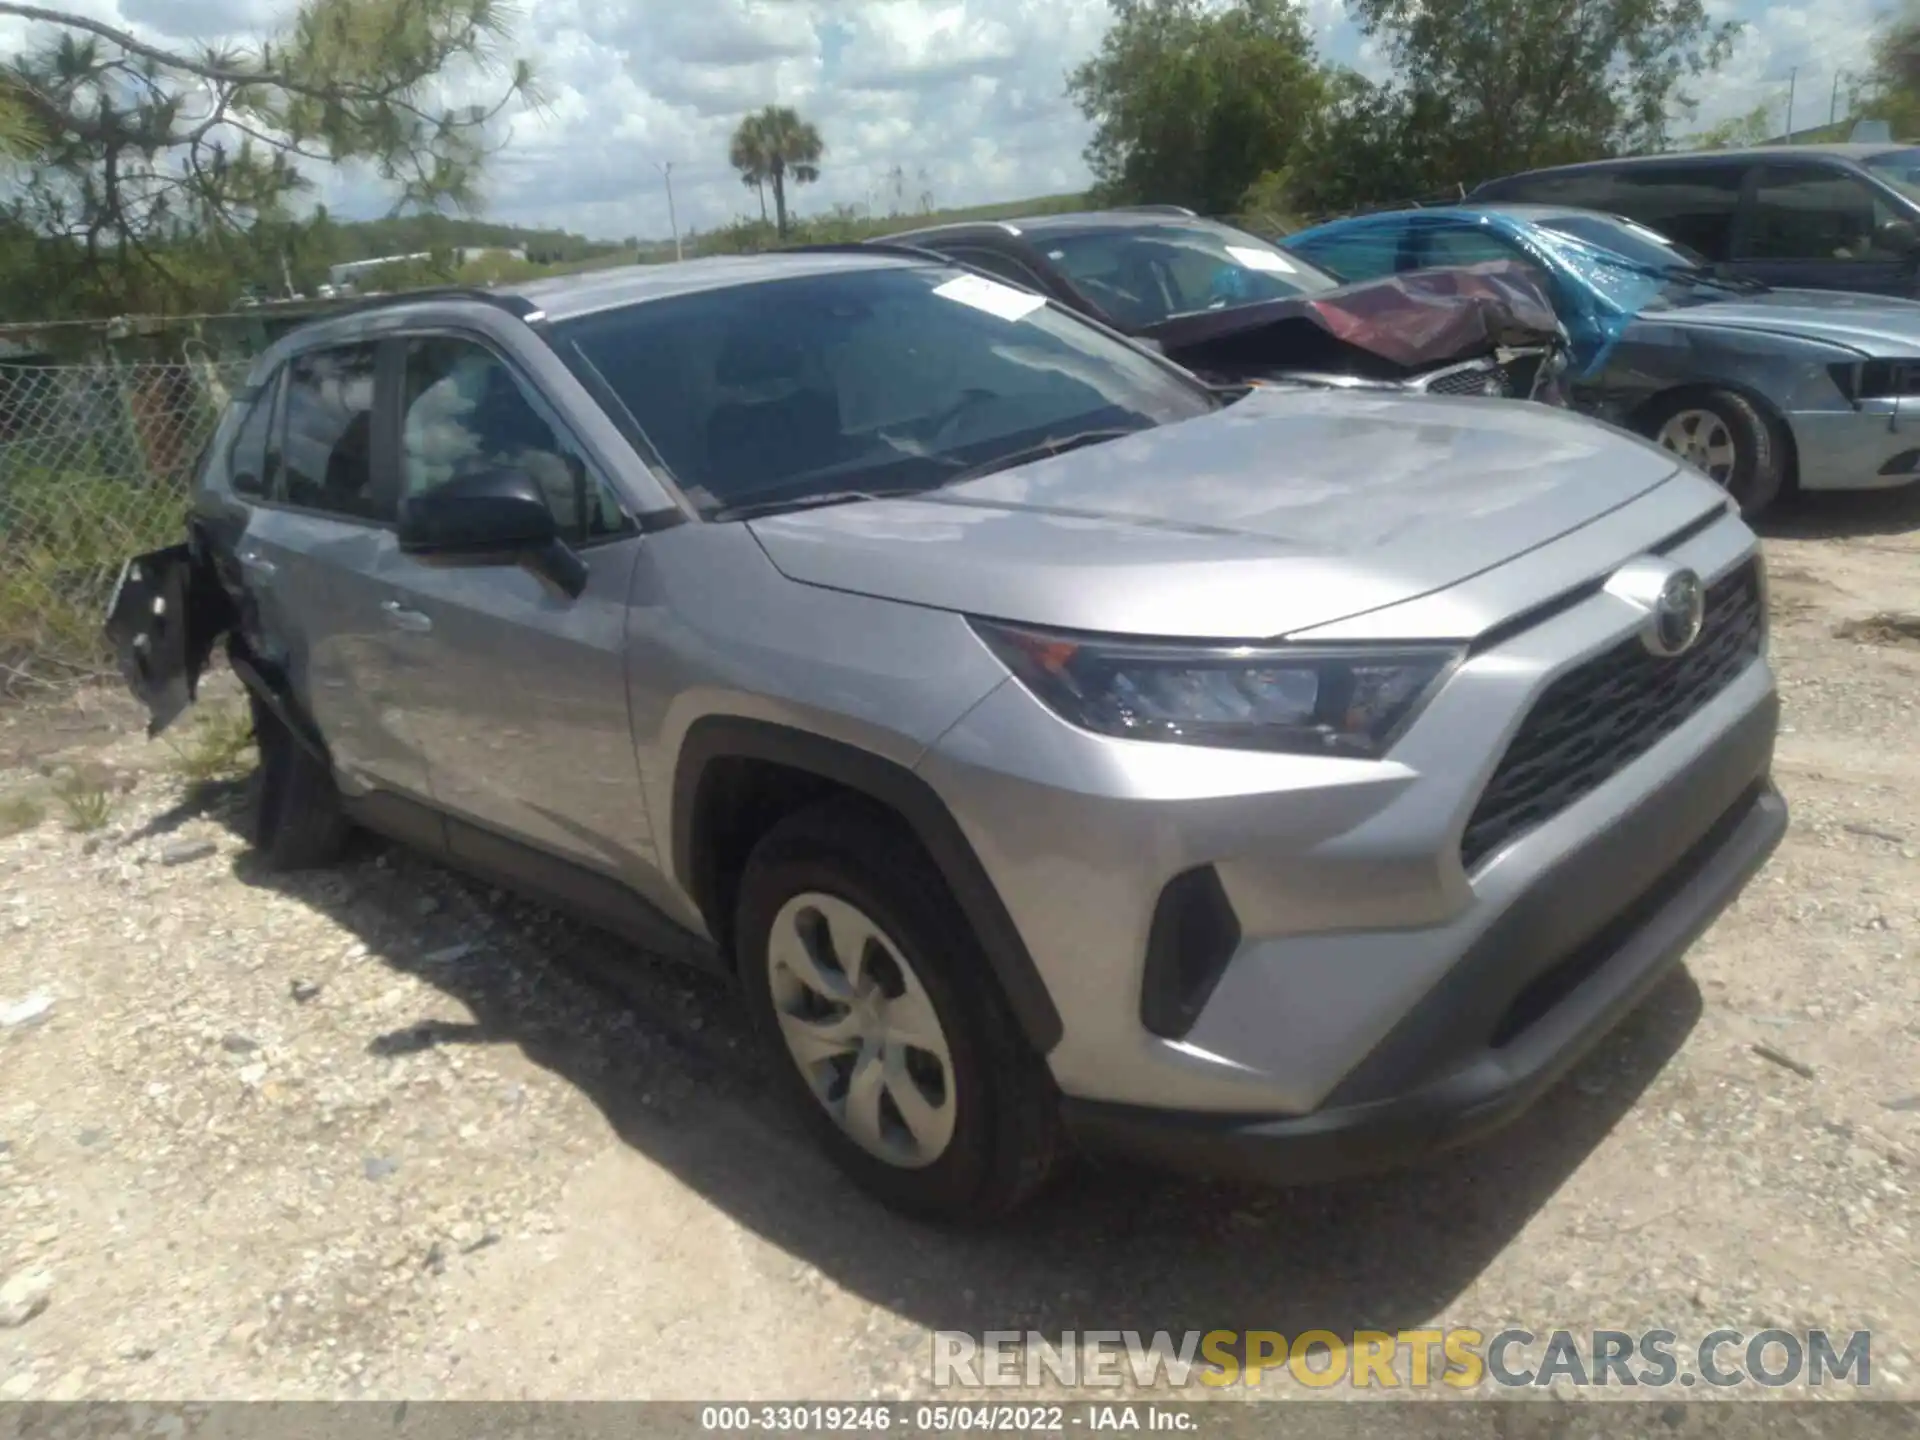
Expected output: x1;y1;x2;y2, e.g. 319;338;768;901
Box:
1;0;1896;242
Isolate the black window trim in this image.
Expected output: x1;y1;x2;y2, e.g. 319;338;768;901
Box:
942;244;1054;295
388;323;642;551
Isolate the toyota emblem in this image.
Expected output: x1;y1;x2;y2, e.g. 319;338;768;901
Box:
1603;557;1709;658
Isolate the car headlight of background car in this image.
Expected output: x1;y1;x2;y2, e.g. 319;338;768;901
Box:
1830;358;1920;402
971;620;1462;757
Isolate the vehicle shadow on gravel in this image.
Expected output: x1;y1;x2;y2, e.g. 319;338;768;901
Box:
195;782;1702;1348
1759;484;1920;542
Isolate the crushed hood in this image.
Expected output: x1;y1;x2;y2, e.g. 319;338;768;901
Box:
1142;261;1566;380
747;387;1684;640
1656;287;1920;353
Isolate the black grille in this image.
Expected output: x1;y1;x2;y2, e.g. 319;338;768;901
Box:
1420;351;1550;401
1460;560;1764;872
1424;360;1509;398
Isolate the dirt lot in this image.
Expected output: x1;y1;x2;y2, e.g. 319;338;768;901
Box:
1;490;1918;1403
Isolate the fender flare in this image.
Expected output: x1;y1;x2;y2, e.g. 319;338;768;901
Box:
671;716;1064;1055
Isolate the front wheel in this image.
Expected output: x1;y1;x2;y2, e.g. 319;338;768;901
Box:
735;798;1061;1222
248;693;351;871
1643;389;1785;518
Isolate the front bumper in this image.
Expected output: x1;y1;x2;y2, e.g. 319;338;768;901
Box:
919;483;1781;1171
1791;399;1920;491
1061;751;1785;1186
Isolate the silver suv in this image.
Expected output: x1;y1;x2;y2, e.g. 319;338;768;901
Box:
110;252;1787;1222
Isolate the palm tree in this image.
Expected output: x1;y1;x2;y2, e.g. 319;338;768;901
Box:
728;125;770;224
727;105;825;237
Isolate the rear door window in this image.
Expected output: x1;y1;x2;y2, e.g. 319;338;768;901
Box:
1746;164;1907;262
1415;224;1518;268
1287;228;1404;282
226;369;282;498
1485;170;1620;210
280;344;383;520
1608;164;1746;259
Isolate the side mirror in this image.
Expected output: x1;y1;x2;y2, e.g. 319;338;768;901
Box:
1877;217;1920;257
398;467;587;597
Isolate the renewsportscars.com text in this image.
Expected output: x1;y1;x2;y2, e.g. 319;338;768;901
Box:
931;1328;1873;1390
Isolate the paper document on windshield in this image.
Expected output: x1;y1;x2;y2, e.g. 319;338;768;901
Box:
1226;245;1295;273
933;273;1048;322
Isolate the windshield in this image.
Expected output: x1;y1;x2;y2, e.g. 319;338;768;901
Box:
1534;214;1707;272
1036;221;1341;329
1864;147;1920;205
554;264;1216;517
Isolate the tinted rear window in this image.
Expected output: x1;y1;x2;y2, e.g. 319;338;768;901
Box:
1478;169;1619;210
1035;222;1339;328
1483;164;1745;258
1607;164;1745;259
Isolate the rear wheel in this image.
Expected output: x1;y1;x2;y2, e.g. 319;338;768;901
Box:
1643;388;1785;518
735;797;1061;1222
248;693;351;871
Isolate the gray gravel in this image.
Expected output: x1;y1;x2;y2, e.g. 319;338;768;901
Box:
0;488;1917;1401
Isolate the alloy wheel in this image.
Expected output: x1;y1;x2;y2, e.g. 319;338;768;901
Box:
1655;408;1738;485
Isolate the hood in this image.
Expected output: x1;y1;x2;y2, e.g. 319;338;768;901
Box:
747;387;1684;640
1655;287;1920;353
1141;260;1566;380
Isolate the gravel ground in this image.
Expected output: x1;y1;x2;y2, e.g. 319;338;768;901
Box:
1;489;1917;1403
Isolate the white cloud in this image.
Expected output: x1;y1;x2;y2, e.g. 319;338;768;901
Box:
1683;0;1884;134
3;0;1899;246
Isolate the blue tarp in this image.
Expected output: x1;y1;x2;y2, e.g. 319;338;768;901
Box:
1283;209;1676;379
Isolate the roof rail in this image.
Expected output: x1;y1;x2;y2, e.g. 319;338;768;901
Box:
301;284;548;325
1112;204;1198;217
779;241;953;263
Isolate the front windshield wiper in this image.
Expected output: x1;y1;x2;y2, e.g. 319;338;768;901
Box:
941;427;1145;485
1679;264;1769;294
708;486;935;522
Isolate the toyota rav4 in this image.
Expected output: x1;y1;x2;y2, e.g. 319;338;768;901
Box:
107;251;1787;1221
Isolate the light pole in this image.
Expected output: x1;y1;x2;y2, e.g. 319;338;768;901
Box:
1831;69;1848;127
656;161;683;262
1785;65;1799;142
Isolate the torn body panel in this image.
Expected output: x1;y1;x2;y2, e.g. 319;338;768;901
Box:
103;537;235;738
1142;261;1568;395
103;524;326;767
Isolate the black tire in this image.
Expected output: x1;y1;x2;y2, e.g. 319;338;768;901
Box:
248;692;351;871
735;796;1062;1223
1640;388;1786;518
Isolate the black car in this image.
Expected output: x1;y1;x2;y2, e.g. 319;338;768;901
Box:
874;208;1568;403
1471;144;1920;299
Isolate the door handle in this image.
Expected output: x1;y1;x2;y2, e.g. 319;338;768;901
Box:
380;600;433;634
237;549;277;581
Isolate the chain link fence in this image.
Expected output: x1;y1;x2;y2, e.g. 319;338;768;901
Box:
0;353;252;693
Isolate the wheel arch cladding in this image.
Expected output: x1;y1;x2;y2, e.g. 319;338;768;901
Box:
670;717;1065;1055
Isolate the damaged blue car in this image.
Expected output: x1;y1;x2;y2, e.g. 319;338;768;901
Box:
1284;203;1920;516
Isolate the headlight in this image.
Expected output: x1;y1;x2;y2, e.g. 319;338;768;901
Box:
971;620;1462;757
1832;359;1920;402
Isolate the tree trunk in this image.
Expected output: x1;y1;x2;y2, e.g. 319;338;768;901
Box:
756;181;767;223
772;165;789;237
